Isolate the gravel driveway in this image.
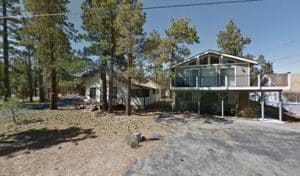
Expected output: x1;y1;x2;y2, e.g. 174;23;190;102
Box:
126;115;300;176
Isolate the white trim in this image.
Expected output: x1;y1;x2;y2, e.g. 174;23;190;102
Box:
170;50;257;68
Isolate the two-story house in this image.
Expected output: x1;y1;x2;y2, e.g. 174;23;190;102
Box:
171;50;289;120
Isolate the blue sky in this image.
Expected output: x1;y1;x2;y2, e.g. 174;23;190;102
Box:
69;0;300;73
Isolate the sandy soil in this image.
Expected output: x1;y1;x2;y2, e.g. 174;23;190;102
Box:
0;110;168;176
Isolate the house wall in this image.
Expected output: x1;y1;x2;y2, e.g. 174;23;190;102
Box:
235;64;250;87
84;72;160;109
85;72;102;102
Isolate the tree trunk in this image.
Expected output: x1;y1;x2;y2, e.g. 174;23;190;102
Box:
108;13;116;113
101;61;108;111
26;47;33;102
108;58;114;113
2;0;10;101
38;66;45;102
49;38;57;110
33;64;38;96
125;51;133;116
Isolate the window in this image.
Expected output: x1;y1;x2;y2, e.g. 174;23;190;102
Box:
223;58;235;64
90;87;96;99
113;87;118;98
188;61;196;65
200;57;208;65
132;89;150;97
210;56;219;64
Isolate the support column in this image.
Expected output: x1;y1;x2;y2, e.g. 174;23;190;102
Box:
172;91;176;112
279;91;282;121
197;92;201;114
221;96;224;118
261;91;265;120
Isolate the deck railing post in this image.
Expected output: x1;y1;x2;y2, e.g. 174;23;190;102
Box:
196;76;199;88
225;75;228;88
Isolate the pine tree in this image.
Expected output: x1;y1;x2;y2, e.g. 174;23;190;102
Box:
143;30;162;83
257;54;273;76
1;0;22;101
162;18;199;66
19;18;35;102
81;0;108;110
81;0;119;113
217;20;251;56
156;18;199;98
117;0;145;115
23;0;75;109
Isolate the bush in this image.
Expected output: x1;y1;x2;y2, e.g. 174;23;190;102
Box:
0;97;21;124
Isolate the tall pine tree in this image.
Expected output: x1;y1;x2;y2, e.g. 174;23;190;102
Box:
81;0;119;113
217;20;251;56
117;0;145;115
23;0;75;109
1;0;21;101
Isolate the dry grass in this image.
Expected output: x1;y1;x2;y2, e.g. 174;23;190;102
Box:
0;110;168;176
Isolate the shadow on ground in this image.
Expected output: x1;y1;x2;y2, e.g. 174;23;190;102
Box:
0;127;97;157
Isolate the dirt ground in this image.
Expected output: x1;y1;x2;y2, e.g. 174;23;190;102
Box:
1;109;300;176
0;110;168;176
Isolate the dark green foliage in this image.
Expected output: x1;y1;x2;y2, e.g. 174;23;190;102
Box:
257;54;273;75
1;0;22;100
23;0;75;109
217;20;251;56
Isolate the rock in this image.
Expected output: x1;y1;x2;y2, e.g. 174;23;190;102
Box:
125;132;142;148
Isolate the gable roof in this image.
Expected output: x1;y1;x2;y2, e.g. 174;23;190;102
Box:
170;50;257;68
78;69;160;90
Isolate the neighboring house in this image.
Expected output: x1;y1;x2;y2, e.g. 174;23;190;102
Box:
261;73;300;113
79;70;161;109
171;50;289;120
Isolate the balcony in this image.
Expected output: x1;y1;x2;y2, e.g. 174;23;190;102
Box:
173;75;257;87
171;73;291;92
